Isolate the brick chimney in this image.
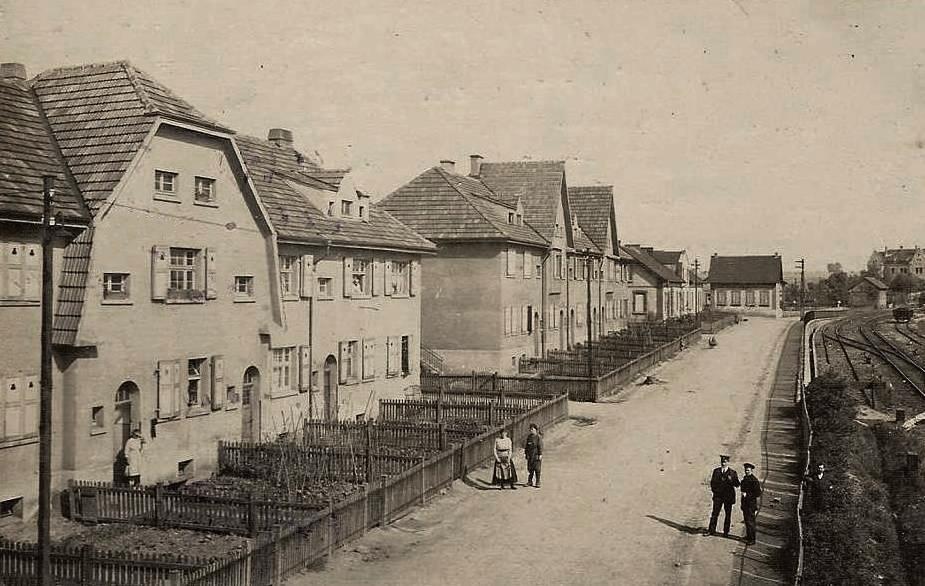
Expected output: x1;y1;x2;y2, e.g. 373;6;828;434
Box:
440;159;455;174
0;63;26;81
268;128;293;148
469;154;483;177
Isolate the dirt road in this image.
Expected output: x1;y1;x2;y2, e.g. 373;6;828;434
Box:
292;318;795;586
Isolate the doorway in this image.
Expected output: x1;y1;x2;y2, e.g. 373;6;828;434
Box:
112;381;139;484
323;355;338;421
569;309;576;349
241;367;260;442
559;310;566;350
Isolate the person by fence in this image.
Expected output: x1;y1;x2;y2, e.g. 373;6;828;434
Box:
740;462;761;545
524;423;543;488
706;454;739;537
124;428;146;486
491;429;518;489
803;462;831;511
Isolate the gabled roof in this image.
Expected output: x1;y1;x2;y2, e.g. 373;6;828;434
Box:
850;276;889;291
0;78;88;223
651;250;682;267
567;185;615;253
622;244;683;283
237;135;435;253
882;248;919;264
479;161;566;241
31;60;231;212
707;255;784;285
380;166;547;247
572;224;600;254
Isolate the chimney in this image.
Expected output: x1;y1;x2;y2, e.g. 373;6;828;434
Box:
0;63;26;81
440;159;455;174
469;154;483;177
268;128;293;148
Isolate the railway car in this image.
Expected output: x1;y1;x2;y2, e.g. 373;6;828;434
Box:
893;307;914;323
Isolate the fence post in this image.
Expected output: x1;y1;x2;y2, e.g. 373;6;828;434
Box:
327;497;335;557
420;456;427;505
366;420;374;482
154;482;164;528
363;483;369;532
437;390;444;423
168;568;182;586
381;474;390;525
272;525;282;586
80;544;92;586
489;403;495;427
248;491;258;538
439;422;447;451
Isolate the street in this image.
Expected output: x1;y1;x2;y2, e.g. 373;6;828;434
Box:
293;317;796;586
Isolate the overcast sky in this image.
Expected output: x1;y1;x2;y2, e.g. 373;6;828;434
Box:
2;0;923;272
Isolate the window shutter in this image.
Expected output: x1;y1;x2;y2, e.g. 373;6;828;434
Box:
410;260;420;297
338;341;348;383
300;255;314;298
200;357;212;408
23;244;40;301
408;335;416;374
151;246;170;300
211;355;225;409
506;248;514;276
22;376;37;435
157;360;177;418
5;244;23;299
371;260;381;296
4;377;22;437
343;257;353;298
383;261;393;296
299;345;312;392
204;247;217;299
363;338;376;379
524;252;531;278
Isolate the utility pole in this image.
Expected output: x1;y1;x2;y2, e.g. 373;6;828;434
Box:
39;175;55;586
795;258;806;317
585;250;594;398
693;258;700;322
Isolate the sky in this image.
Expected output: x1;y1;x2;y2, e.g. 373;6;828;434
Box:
2;0;923;273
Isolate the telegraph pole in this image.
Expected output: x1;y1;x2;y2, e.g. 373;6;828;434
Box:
795;258;806;317
693;258;701;321
585;250;594;398
39;175;55;585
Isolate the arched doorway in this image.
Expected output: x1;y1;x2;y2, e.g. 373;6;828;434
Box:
241;367;260;442
113;381;139;484
323;355;338;421
559;309;566;349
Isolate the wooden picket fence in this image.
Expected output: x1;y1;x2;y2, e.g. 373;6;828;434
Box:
301;419;489;452
377;398;525;425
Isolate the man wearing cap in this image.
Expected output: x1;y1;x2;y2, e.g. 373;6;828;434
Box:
740;463;762;545
707;455;740;537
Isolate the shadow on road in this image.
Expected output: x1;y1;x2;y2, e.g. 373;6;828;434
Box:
462;475;502;491
645;514;705;535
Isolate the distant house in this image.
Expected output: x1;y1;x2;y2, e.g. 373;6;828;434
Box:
870;246;925;280
620;245;683;321
848;276;889;309
707;254;784;318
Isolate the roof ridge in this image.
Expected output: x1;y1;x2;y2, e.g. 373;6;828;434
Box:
120;62;159;115
33;59;129;80
435;167;506;239
482;159;566;166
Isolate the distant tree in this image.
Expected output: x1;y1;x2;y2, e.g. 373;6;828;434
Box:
888;273;924;305
827;262;843;275
863;251;883;278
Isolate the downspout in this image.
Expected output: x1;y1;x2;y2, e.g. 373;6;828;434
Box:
540;247;551;356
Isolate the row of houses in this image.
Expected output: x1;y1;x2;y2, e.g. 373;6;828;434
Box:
0;59;780;523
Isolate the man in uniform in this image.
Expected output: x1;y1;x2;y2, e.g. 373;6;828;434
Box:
707;454;740;537
524;423;543;488
740;462;762;545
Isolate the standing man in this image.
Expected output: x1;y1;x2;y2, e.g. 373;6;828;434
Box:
524;423;543;488
804;462;831;511
740;463;762;545
124;428;146;486
707;454;740;537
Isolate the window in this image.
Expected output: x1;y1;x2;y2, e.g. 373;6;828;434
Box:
317;277;333;299
716;290;727;306
628;266;634;282
272;347;296;393
0;497;22;519
391;260;410;295
524;252;532;278
226;385;239;405
170;249;198;291
745;290;756;306
506;248;516;276
103;273;130;301
327;201;335;216
194;176;216;203
352;259;372;295
155;170;177;194
535;255;542;279
633;291;647;314
401;336;410;375
187;358;205;405
242;369;257;406
516;213;522;225
508;212;514;224
516;251;525;276
341;200;353;216
342;340;360;381
526;305;533;334
359;205;366;219
1;242;40;302
234;276;254;299
504;306;512;336
91;406;104;430
1;375;38;441
731;290;742;306
759;289;770;307
279;256;298;298
556;253;563;279
178;459;194;478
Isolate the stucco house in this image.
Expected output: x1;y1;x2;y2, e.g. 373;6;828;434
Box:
620;245;683;322
848;276;889;309
707;254;784;317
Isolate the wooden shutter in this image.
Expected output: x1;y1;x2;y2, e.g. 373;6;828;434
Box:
383;261;393;296
371;260;381;296
23;244;40;301
5;243;23;299
299;345;312;392
342;257;353;298
204;248;217;299
22;376;38;436
300;255;314;298
363;338;376;379
151;246;170;300
211;355;225;409
338;341;348;383
524;252;532;278
408;335;416;374
157;360;179;418
410;260;420;296
3;377;22;437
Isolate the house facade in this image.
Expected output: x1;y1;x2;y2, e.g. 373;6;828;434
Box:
707;254;784;317
0;63;90;522
848;276;889;309
871;246;925;281
620;245;683;322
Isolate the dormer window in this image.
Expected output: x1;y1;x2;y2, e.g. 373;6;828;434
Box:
516;214;522;225
194;177;216;204
359;205;365;219
341;200;354;216
508;213;514;224
155;170;177;194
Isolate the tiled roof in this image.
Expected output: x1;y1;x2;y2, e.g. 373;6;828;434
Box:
567;185;613;252
380;166;548;247
32;61;230;212
622;244;682;283
572;225;600;254
479;161;566;241
651;250;682;267
237;135;435;252
707;255;784;285
851;276;889;291
52;227;93;345
0;79;87;222
883;248;919;264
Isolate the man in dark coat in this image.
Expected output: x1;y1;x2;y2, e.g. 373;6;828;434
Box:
707;455;740;537
740;462;762;545
524;423;543;488
804;462;831;511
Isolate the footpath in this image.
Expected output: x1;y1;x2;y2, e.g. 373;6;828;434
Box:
291;318;798;586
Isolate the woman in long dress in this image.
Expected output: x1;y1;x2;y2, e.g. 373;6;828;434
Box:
124;429;146;486
491;429;518;489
